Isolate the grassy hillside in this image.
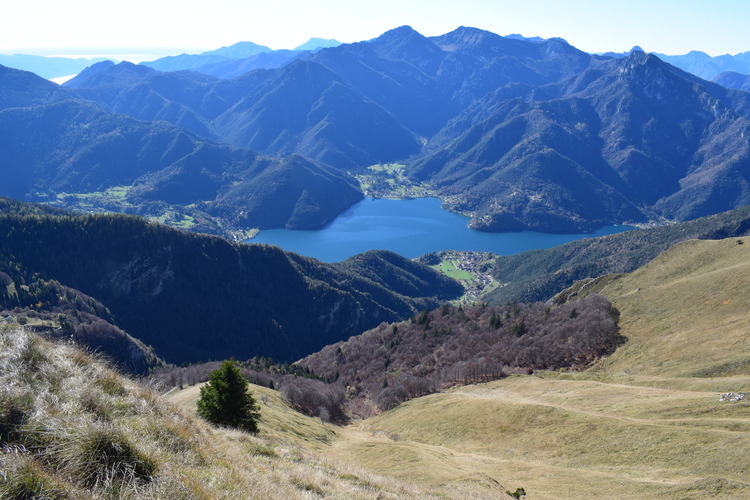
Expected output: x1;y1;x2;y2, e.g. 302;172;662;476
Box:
168;381;522;499
0;325;437;499
565;237;750;378
334;376;750;499
325;236;750;499
483;204;750;304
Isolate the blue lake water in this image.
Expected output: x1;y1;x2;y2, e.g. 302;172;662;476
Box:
248;197;633;263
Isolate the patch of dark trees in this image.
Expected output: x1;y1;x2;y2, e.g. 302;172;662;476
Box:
299;295;623;416
151;294;622;421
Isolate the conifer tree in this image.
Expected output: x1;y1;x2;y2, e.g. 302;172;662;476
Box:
197;359;260;432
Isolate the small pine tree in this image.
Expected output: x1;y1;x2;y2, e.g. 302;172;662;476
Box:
489;312;502;329
511;319;527;337
197;359;260;433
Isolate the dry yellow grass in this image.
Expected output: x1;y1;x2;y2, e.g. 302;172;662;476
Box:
591;237;750;378
320;237;750;499
0;327;437;499
170;382;510;499
333;375;750;499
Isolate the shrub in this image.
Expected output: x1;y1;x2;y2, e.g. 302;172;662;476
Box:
279;377;347;423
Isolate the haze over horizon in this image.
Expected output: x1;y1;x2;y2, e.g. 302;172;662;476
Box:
2;0;750;62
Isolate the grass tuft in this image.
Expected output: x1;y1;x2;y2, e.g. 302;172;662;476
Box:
247;441;278;458
0;392;31;445
95;370;128;397
55;424;157;487
0;448;71;499
290;474;326;496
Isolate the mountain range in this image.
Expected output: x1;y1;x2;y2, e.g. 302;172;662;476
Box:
140;38;342;77
602;48;750;81
61;26;750;232
655;50;750;80
1;25;750;235
0;64;363;231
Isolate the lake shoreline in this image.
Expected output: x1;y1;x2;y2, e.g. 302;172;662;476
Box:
247;197;634;263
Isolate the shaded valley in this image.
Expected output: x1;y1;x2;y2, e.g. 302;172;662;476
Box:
0;198;461;366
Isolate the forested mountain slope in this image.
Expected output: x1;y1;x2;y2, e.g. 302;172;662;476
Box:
0;198;461;364
0;64;363;231
412;51;750;231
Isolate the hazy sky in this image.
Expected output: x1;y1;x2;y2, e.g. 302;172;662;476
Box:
3;0;749;60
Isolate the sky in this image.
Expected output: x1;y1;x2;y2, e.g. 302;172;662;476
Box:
3;0;750;61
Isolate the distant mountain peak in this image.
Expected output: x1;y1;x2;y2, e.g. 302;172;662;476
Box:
432;26;504;51
202;41;271;58
622;49;657;64
110;60;154;73
367;25;444;70
370;25;423;44
629;45;645;54
79;59;115;74
294;38;342;51
384;25;418;35
65;60;156;89
543;37;576;54
451;25;487;35
614;50;670;80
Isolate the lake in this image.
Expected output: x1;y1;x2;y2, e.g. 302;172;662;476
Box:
248;197;633;262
